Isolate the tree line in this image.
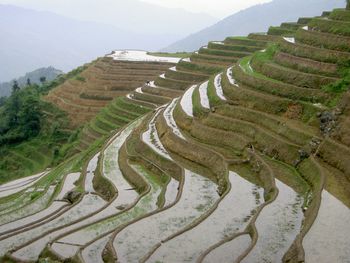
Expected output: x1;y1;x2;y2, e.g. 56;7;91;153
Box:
0;81;43;145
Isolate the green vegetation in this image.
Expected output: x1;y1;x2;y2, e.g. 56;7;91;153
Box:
199;48;249;58
192;86;207;118
0;67;63;98
1;8;350;263
322;60;350;93
74;96;152;153
240;55;281;83
309;18;350;36
165;67;208;82
295;29;350;53
253;44;278;62
253;45;338;89
93;154;116;201
207;79;222;107
263;156;310;195
329;8;350;20
238;48;331;104
268;26;295;36
79;92;111;101
75;75;86;82
0;65;90;183
227;36;250;40
279;38;350;64
147;52;192;58
192;53;238;65
225;36;268;48
0;84;43;145
39;65;88;95
297;17;313;24
0;96;6;107
280;22;301;30
177;60;223;75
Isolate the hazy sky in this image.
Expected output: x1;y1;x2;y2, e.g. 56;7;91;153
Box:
140;0;272;17
0;0;272;19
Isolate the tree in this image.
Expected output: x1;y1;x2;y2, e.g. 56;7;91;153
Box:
39;76;46;84
12;80;20;93
0;86;43;144
347;0;350;9
0;97;6;107
27;78;31;86
18;94;42;137
7;81;21;128
6;91;20;128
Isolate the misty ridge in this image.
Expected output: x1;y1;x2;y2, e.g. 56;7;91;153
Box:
163;0;345;51
0;0;216;82
0;67;63;97
0;0;345;83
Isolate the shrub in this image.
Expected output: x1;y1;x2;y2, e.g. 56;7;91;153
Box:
278;38;350;63
0;87;43;145
268;26;295;36
235;57;329;103
199;47;249;58
309;18;350;36
295;29;350;52
329;8;350;20
322;60;350;93
75;75;86;82
208;42;261;53
297;17;312;24
177;60;222;75
273;51;338;77
225;36;268;47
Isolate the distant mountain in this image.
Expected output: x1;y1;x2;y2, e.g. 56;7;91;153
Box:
162;0;345;52
0;4;215;82
0;0;217;38
0;67;63;97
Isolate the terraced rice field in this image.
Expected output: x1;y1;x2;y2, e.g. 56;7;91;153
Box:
147;172;263;263
1;6;350;263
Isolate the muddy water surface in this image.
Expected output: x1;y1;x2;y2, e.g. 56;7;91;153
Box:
180;85;196;117
142;107;171;160
82;234;111;263
303;190;350;263
3;194;106;260
241;180;304;263
163;98;186;140
203;234;251;263
199;81;210;109
214;73;226;100
0;185;57;225
85;153;100;193
114;170;219;263
147;172;263;262
51;164;163;259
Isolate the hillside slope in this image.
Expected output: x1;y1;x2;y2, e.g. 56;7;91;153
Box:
45;52;181;128
162;0;345;52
